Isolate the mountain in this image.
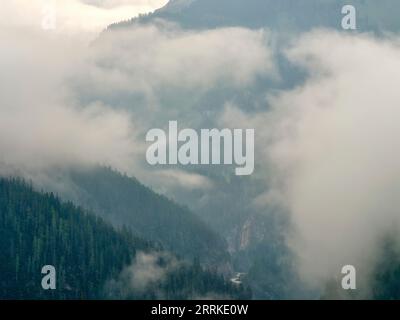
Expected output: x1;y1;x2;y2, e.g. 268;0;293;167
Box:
0;178;249;299
101;0;400;300
110;0;400;33
45;167;230;269
0;177;148;299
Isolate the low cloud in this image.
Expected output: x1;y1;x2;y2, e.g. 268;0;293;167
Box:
86;24;275;95
7;0;400;297
0;27;141;177
0;0;167;34
227;30;400;292
105;251;179;298
0;17;274;188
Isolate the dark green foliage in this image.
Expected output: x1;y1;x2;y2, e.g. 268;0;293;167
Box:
106;258;251;300
372;237;400;300
245;236;305;299
160;264;251;300
0;178;247;300
65;167;230;266
0;178;149;299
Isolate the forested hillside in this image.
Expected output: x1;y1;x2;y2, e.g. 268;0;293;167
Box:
60;167;230;268
0;178;248;299
109;0;400;32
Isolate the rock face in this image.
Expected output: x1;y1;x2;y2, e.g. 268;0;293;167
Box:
239;219;252;251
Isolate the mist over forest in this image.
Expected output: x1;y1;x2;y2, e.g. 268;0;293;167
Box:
1;0;400;300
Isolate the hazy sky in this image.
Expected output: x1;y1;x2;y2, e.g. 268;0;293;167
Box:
1;0;168;34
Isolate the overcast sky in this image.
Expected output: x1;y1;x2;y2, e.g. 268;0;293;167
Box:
1;0;168;35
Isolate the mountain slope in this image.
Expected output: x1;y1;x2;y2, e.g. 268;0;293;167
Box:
51;167;230;269
110;0;400;33
0;178;248;299
0;178;148;299
94;0;400;300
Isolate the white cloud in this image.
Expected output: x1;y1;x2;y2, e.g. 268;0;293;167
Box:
228;30;400;291
5;0;400;297
0;0;168;35
86;24;275;94
105;251;179;298
0;27;140;175
0;9;275;191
